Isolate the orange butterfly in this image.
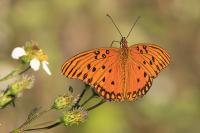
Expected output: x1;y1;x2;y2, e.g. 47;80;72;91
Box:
62;15;170;102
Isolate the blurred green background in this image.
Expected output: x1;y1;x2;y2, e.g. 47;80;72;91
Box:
0;0;200;133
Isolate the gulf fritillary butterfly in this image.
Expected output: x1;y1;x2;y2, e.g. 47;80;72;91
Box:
62;15;170;102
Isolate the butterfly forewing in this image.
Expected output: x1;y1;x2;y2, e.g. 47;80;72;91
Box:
62;48;125;101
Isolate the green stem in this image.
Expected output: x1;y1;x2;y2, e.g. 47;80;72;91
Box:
24;121;61;131
19;66;31;75
75;87;87;106
71;84;90;109
86;100;106;111
81;94;95;107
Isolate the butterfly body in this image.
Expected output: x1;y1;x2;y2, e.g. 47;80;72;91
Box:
62;36;170;102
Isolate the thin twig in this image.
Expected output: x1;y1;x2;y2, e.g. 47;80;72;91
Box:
81;95;95;107
16;108;52;132
71;84;90;109
19;66;31;75
24;121;61;131
75;88;87;106
86;100;106;111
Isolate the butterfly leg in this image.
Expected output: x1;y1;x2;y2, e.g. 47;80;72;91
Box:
71;84;91;109
110;40;120;47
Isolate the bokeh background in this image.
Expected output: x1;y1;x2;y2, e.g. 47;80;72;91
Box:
0;0;200;133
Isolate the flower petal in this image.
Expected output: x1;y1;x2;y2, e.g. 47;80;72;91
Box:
42;61;51;75
11;47;26;59
30;58;40;71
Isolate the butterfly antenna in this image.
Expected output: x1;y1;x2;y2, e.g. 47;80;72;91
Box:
106;14;123;37
126;16;141;39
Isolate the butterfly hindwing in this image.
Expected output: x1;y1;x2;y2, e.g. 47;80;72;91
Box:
125;59;153;101
124;43;170;100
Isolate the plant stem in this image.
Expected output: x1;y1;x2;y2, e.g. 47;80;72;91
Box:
72;84;90;109
19;66;31;75
24;121;61;131
81;94;95;107
86;100;106;111
75;88;87;106
80;89;99;107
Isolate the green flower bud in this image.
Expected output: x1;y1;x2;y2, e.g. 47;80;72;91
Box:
60;107;88;126
52;94;76;110
5;75;35;96
0;95;12;108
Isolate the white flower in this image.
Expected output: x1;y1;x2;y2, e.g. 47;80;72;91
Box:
30;58;51;75
30;58;40;71
11;46;51;75
11;47;26;59
42;61;51;75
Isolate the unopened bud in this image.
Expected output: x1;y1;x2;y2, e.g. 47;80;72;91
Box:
60;107;88;126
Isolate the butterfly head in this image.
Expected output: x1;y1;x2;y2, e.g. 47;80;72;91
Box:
120;37;128;48
107;14;141;49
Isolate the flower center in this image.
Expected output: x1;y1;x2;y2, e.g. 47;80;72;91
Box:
35;50;48;61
